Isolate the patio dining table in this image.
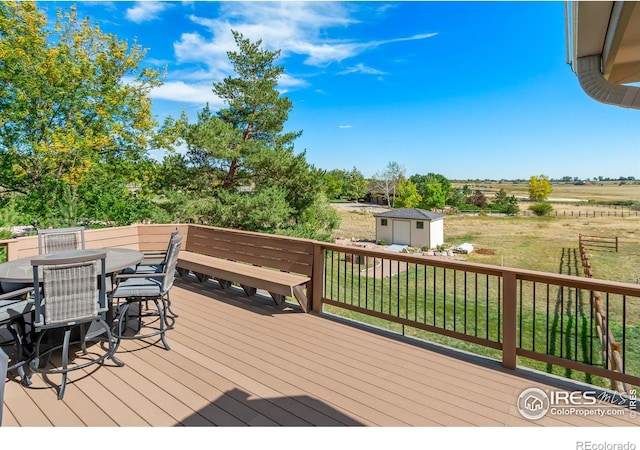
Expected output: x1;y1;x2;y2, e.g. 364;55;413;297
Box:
0;248;143;285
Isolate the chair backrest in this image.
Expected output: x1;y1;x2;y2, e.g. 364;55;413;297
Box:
31;251;106;327
161;232;183;293
159;228;180;265
38;227;86;255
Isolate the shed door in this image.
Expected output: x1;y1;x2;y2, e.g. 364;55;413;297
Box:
393;220;411;245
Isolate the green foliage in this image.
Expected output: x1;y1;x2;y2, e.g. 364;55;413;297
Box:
278;193;341;241
158;31;337;240
419;183;446;209
529;202;554;216
410;173;451;200
0;2;162;223
394;179;422;208
410;173;451;209
529;174;552;202
446;188;467;208
0;197;25;228
57;184;79;226
323;169;346;199
491;188;519;215
344;167;368;201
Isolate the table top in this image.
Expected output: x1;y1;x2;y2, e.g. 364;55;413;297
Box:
0;248;143;283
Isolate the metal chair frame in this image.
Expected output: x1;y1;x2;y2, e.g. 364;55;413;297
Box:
0;286;35;385
111;232;183;351
29;251;122;400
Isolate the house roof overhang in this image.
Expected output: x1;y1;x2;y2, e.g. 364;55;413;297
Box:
566;1;640;108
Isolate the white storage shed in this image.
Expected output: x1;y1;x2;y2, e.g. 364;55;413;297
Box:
374;208;445;249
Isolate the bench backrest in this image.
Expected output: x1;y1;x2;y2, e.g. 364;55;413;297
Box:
184;225;314;277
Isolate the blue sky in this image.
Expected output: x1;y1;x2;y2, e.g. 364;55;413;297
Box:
42;1;639;180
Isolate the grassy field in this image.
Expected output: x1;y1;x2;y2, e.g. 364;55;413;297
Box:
331;184;639;284
327;184;639;388
457;180;640;204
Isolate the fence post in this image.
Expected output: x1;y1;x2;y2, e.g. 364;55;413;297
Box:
312;242;325;313
502;270;518;370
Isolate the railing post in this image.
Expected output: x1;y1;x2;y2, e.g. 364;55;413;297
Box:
502;270;517;370
311;242;325;313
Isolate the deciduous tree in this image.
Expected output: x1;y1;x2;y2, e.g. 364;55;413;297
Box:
0;2;162;218
372;161;405;207
344;167;367;201
394;179;422;208
468;189;487;208
528;175;552;202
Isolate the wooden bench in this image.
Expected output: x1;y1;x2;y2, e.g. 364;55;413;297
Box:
176;225;314;312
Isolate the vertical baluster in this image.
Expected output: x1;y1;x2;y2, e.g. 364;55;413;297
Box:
443;267;447;330
453;270;457;333
464;271;468;335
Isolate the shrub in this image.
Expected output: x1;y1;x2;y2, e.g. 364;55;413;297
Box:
529;202;553;216
378;239;388;245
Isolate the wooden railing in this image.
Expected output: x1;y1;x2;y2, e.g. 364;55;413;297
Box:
0;224;188;262
2;224;639;392
313;242;640;392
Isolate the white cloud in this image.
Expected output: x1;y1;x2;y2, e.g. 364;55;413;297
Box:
337;63;386;76
173;3;436;70
162;3;436;104
278;73;309;89
339;125;353;129
125;1;170;24
150;81;223;107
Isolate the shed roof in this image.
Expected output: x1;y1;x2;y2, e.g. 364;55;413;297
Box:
373;208;445;221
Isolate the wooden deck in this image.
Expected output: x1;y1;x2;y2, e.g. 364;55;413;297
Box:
2;276;637;427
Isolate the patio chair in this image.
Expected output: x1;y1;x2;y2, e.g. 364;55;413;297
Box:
37;226;86;255
29;251;122;400
122;228;181;320
111;231;183;351
129;228;181;274
0;285;34;385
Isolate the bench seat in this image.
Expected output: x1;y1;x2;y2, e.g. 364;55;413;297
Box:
176;250;310;312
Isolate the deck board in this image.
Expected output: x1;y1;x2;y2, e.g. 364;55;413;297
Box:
2;276;637;427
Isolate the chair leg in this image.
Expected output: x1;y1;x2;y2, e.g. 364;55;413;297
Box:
153;298;171;351
164;292;179;319
115;303;130;343
111;297;173;351
5;321;32;386
100;319;124;367
79;323;87;353
58;328;71;400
